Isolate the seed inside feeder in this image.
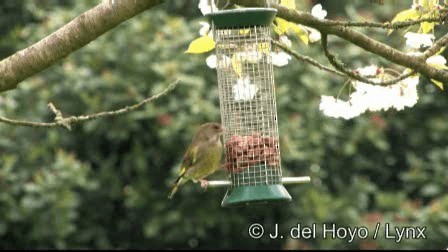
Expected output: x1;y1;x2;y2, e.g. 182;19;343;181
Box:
224;132;280;173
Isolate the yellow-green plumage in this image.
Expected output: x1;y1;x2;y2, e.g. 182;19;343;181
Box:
168;122;224;199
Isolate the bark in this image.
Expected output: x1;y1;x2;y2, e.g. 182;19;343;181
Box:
0;0;162;92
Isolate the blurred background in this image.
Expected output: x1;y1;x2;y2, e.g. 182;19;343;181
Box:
0;0;447;249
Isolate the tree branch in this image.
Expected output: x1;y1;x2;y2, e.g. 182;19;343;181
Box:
305;10;448;29
0;79;180;129
274;35;415;86
231;0;448;83
272;40;346;77
423;33;448;58
0;0;162;92
321;34;416;85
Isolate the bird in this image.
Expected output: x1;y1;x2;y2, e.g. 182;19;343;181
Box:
168;122;224;199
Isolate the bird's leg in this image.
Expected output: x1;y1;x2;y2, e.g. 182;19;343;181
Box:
200;179;209;190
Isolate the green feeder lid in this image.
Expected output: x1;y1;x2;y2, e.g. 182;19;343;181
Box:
206;8;277;29
221;184;292;207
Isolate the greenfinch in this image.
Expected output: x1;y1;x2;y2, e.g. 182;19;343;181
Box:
168;122;224;199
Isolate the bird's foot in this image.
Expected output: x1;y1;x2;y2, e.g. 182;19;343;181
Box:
200;179;209;190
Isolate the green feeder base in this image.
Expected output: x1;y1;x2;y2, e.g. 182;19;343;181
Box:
207;8;277;29
221;184;291;207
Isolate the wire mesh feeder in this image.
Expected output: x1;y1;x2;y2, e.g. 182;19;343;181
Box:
207;8;310;207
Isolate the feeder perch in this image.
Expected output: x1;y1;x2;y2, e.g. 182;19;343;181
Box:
207;8;310;207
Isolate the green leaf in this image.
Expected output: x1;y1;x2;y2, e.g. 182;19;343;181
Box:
388;8;421;35
272;24;283;36
274;18;309;46
275;18;291;35
421;21;435;33
419;11;437;33
231;54;242;77
436;46;446;55
391;9;421;23
290;25;309;46
185;36;215;54
257;42;270;54
431;79;444;90
239;28;250;35
427;59;448;70
420;0;438;10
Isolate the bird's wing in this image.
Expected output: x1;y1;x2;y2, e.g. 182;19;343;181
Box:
178;145;199;176
185;142;222;180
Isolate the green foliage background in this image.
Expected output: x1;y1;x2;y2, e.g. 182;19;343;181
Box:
0;0;447;249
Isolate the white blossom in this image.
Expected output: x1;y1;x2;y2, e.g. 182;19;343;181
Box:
311;4;327;20
206;54;231;69
206;54;217;68
308;28;321;43
366;84;397;111
271;51;291;67
319;96;363;119
199;21;210;36
233;77;258;101
351;82;389;112
356;65;379;76
198;0;218;15
404;32;435;49
426;55;447;66
279;35;292;47
320;71;420;119
236;49;262;64
393;76;419;110
351;75;419;113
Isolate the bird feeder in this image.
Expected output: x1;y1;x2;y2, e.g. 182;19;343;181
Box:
206;8;310;207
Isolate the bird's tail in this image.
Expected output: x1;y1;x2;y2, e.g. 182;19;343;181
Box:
168;175;184;199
